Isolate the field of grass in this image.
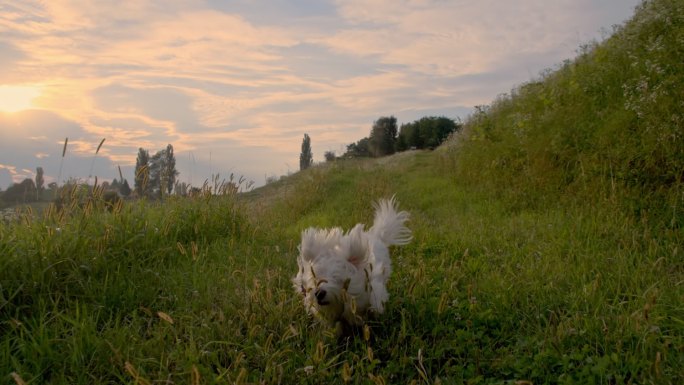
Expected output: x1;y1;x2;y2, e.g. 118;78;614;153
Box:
2;0;683;383
1;148;681;384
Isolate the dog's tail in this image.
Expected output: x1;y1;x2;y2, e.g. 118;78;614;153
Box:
370;196;411;246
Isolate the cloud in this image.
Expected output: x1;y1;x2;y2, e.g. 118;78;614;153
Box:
91;84;196;135
0;164;17;189
0;110;121;185
0;42;27;82
0;0;641;190
328;0;638;77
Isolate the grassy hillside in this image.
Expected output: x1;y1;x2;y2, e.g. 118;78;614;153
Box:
2;0;683;383
449;0;684;215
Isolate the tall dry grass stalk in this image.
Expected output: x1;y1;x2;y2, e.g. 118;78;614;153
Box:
87;138;106;184
55;137;68;197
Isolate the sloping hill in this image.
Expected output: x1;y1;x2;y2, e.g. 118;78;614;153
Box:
446;0;684;218
241;0;684;380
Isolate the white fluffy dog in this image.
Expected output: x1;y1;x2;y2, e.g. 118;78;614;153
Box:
292;197;411;327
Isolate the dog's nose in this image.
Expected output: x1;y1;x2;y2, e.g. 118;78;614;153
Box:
315;289;327;304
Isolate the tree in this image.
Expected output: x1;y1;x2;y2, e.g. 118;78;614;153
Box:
174;181;189;196
324;151;336;162
397;116;460;150
35;167;44;200
396;133;408;152
148;151;164;199
344;137;371;158
369;116;398;157
410;121;423;148
398;121;422;150
144;144;179;199
47;182;58;195
2;179;37;204
300;134;313;171
163;144;178;195
110;178;121;191
134;148;150;197
422;116;459;148
120;179;131;197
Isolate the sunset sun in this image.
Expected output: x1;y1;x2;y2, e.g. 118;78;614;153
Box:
0;85;41;113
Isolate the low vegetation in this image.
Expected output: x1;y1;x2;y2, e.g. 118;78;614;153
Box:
1;0;682;383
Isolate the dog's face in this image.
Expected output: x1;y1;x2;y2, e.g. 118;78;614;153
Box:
292;227;368;323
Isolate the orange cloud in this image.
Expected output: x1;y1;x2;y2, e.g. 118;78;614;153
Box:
0;0;641;187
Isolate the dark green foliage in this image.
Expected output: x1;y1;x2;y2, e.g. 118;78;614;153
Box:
324;151;336;162
300;133;313;170
344;137;371;158
135;145;179;199
109;178;120;191
163;144;178;195
119;179;131;197
347;115;460;158
149;151;164;198
148;144;178;199
1;178;37;205
397;116;460;150
368;116;398;157
134;147;149;197
35;167;44;199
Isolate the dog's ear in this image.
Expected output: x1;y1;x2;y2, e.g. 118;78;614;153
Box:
299;228;318;261
300;227;344;261
346;224;367;267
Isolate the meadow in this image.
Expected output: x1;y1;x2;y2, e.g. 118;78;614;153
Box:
2;0;683;383
1;149;681;384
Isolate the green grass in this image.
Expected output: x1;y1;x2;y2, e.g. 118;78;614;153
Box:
3;150;681;384
2;0;683;383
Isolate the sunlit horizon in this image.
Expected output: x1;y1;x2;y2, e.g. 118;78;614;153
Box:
0;1;642;190
0;85;41;113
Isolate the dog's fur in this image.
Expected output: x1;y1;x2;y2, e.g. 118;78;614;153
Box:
292;197;411;326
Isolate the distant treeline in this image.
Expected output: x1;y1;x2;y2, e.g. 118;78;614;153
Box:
0;144;178;208
337;115;461;160
0;174;131;209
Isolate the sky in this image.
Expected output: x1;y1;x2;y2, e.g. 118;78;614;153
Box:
0;0;642;191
